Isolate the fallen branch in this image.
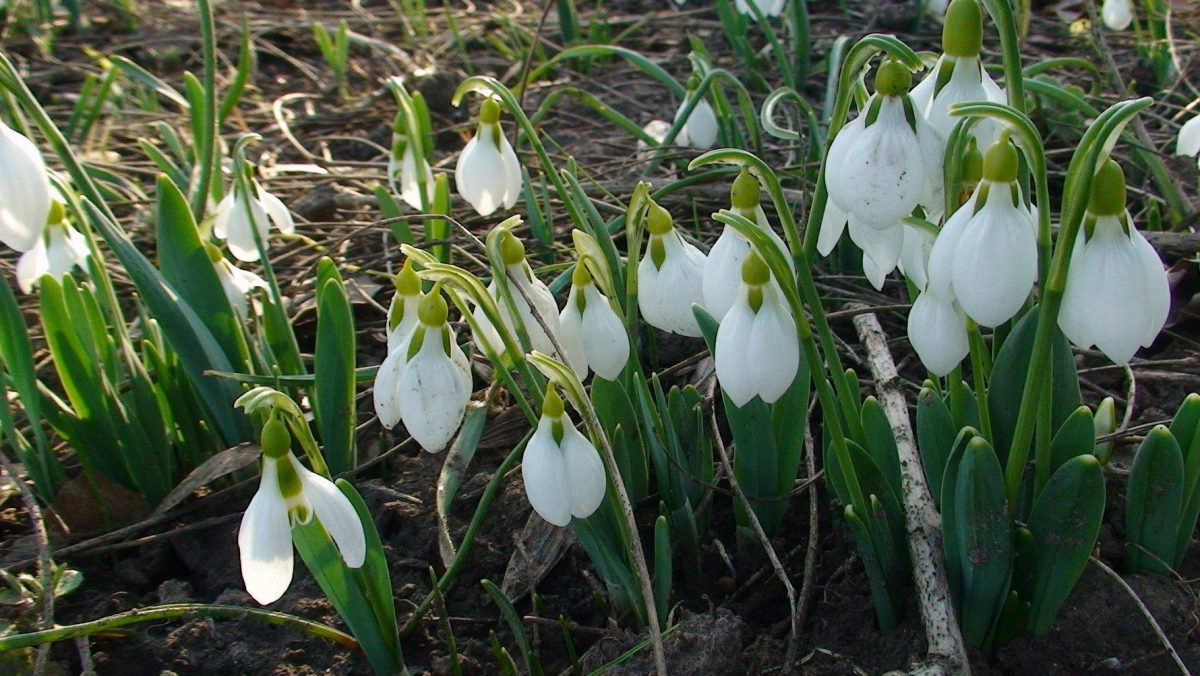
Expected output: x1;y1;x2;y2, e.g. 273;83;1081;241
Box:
852;310;969;675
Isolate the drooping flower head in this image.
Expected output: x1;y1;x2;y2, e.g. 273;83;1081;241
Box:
388;111;434;210
559;260;630;381
239;416;366;605
205;242;268;319
16;198;90;294
386;259;423;354
820;59;944;288
637;200;706;337
213;170;296;263
714;251;799;407
909;0;1005;148
703;168;792;320
374;285;473;452
1102;0;1133;31
674;75;719;150
1175;114;1200;168
473;226;567;361
456;98;522;217
0;121;52;253
521;387;606;527
1058;160;1169;364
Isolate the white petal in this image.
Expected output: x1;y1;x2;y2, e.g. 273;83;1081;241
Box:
399;144;434;210
522;418;572;527
560;424;606;519
1103;0;1133;31
899;223;936;291
676;99;718;149
456;126;510;217
471;290;506;359
387;295;421;355
849;217;904;278
260;188;295;235
638;232;705;336
212;193;235;239
397;327;471;452
15;238;49;294
515;271;563;357
1130;226;1170;348
296;461;366;567
715;292;757;407
702;225;749;321
372;336;412;430
926;57;1002;148
0;123;51;252
581;285;630;380
862;251;889;290
239;459;294;604
45;224;89;279
817;199;848;257
498;132;523;210
1176;116;1200;158
747;289;799;403
224;194;271;263
925;190;977;296
950;186;1037;327
558;286;589;378
907;290;969;376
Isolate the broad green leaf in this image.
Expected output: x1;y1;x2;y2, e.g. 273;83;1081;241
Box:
1047;406;1095;476
1169;394;1200;566
916;386;956;504
1126;427;1184;575
314;270;356;475
954;437;1012;648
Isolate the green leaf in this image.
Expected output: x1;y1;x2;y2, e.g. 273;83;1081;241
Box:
652;515;671;630
916;386;956;504
940;426;978;605
1047;406;1096;476
314;268;357;475
1125;427;1184;575
1169;394;1200;566
482;580;542;676
953;437;1012;648
1024;455;1105;635
861;396;902;501
374;185;414;245
155;174;244;367
988;307;1081;465
436;404;487;563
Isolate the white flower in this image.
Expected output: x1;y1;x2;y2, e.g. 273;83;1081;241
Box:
374;289;472;452
386;260;423;355
455;98;522;217
472;231;565;360
638;201;706;337
521;388;606;527
1102;0;1133;31
1175;115;1200;166
909;0;1004;150
930;139;1036;327
714;252;798;406
703;169;793;320
734;0;785;21
0;121;52;253
821;60;943;257
908;289;969;377
849;216;907;290
214;256;269;319
239;418;366;605
1059;161;1169;365
674;95;718;149
559;264;629;380
388;135;434;210
898;221;937;292
213;180;295;263
16;221;89;294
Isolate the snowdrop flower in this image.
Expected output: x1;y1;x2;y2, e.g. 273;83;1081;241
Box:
1102;0;1133;31
239;416;365;604
1059;160;1169;364
820;59;943;278
388;123;434;210
734;0;785;21
213;175;295;263
206;243;268;318
522;387;606;527
0;121;52;253
375;287;472;452
386;260;423;354
909;0;1005;148
703;169;792;320
473;228;564;360
559;262;630;380
1175;114;1200;167
908;200;973;376
638;201;706;337
928;137;1037;328
456;98;522;217
16;200;89;294
715;252;798;406
897;221;937;292
674;78;718;149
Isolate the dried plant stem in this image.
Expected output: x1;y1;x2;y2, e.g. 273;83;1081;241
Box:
852;311;969;675
1090;557;1189;675
0;449;55;672
707;411;800;668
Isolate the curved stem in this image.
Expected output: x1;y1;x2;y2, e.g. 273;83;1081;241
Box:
0;604;358;651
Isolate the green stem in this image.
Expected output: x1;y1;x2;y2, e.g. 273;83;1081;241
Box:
0;604;358;651
981;0;1027;114
967;323;993;444
190;0;218;219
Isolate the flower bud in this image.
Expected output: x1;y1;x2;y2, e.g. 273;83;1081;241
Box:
417;286;448;326
1094;397;1117;464
982;137;1019;184
499;229;526;265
